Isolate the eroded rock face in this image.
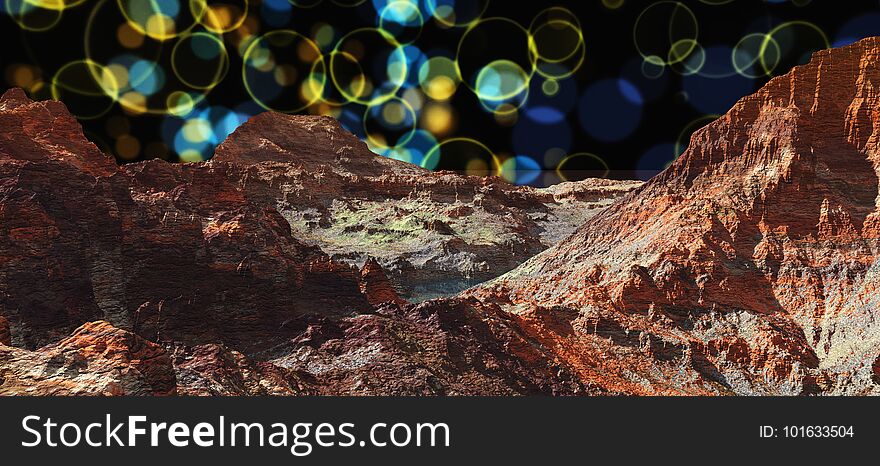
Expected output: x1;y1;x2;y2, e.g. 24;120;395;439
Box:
267;299;589;395
0;316;9;346
0;88;116;177
212;112;640;301
358;258;407;307
0;86;623;395
0;321;176;396
470;36;880;395
0;89;380;352
171;343;315;396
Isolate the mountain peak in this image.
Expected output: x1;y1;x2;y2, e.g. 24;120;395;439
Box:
613;34;880;246
0;88;116;175
212;111;424;176
663;36;880;191
0;88;32;110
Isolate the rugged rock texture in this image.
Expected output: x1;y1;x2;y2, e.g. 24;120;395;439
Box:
212;113;639;301
0;85;622;395
470;36;880;395
0;321;175;395
4;37;880;396
267;299;589;395
0;315;9;346
358;258;407;307
171;343;314;396
0;89;375;352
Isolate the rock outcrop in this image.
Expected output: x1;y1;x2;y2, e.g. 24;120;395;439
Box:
211;112;639;301
170;343;314;396
268;299;588;395
0;316;10;346
470;36;880;395
358;258;407;307
0;321;176;396
0;94;374;352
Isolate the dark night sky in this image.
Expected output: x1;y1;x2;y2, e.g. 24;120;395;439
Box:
3;0;880;185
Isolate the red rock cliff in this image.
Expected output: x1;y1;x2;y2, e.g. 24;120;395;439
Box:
473;36;880;395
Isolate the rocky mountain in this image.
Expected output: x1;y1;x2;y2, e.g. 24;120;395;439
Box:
470;36;880;395
3;36;880;396
211;112;639;301
0;86;624;395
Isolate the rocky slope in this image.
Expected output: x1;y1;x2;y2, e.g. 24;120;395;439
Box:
470;36;880;395
0;86;616;395
210;114;639;301
0;321;176;396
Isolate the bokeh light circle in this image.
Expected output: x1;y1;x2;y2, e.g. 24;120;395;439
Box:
85;0;217;116
6;0;64;31
578;78;643;142
556;152;610;180
732;33;780;78
759;21;829;76
418;56;460;101
51;59;120;120
242;29;326;113
329;27;408;106
21;0;87;10
528;7;585;79
378;0;424;45
362;95;417;149
191;0;249;34
457;17;534;101
171;31;229;90
425;0;489;28
422;137;501;175
633;1;699;66
116;0;205;41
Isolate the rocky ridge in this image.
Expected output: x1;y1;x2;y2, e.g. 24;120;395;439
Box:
0;87;622;395
0;321;175;396
210;112;639;301
470;36;880;395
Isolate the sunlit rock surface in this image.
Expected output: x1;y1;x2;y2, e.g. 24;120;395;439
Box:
0;321;175;396
469;36;880;395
